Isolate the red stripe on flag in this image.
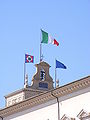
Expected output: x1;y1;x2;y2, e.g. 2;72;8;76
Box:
30;56;34;63
54;39;59;46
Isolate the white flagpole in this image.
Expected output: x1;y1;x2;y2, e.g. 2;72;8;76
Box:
40;29;42;62
24;62;26;85
55;58;57;88
40;43;42;62
40;29;43;62
24;55;26;86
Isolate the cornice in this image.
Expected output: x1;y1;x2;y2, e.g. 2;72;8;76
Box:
4;88;25;98
52;75;90;97
5;88;45;98
0;92;53;117
0;75;90;117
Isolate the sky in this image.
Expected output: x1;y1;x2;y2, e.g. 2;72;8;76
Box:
0;0;90;108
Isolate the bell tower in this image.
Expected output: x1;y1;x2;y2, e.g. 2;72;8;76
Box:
31;61;54;90
5;61;54;107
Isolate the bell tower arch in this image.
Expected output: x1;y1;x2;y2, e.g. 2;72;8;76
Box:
31;61;54;90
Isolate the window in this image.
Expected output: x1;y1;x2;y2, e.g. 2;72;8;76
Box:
39;82;48;88
40;68;45;81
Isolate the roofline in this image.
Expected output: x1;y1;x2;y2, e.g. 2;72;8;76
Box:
0;75;90;117
53;75;90;92
5;88;45;98
4;88;24;98
35;61;51;67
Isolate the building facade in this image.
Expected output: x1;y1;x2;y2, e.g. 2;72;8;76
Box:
0;61;90;120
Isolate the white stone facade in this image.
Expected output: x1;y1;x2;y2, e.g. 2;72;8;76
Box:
4;87;90;120
5;91;25;107
0;76;90;120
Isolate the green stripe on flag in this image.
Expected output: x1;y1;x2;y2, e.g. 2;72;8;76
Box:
41;30;48;43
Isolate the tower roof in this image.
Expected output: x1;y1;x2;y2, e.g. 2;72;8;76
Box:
35;61;51;67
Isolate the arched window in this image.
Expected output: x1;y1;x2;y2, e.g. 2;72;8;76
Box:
40;68;45;81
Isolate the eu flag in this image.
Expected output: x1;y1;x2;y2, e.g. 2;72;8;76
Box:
56;60;67;69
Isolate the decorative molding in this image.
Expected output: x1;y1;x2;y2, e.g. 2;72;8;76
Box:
53;76;90;97
0;75;90;117
5;88;44;98
61;114;75;120
77;109;90;119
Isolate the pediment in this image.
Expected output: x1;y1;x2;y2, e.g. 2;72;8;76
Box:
35;61;50;67
61;114;75;120
77;109;90;119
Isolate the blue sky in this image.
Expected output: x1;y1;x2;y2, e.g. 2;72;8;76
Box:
0;0;90;108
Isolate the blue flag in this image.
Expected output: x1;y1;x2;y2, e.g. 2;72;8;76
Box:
56;60;67;69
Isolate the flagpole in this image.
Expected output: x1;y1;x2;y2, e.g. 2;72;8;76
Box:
40;29;43;62
55;58;57;88
40;43;42;62
40;29;42;62
24;61;26;85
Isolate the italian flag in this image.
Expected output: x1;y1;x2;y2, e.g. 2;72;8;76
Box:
41;30;59;46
